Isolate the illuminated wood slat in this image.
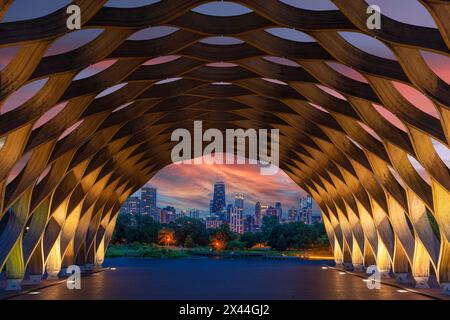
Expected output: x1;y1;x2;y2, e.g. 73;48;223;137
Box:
0;0;449;294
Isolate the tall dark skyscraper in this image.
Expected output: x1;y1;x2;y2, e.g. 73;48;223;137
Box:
212;181;226;213
275;202;283;220
141;186;157;215
255;201;262;227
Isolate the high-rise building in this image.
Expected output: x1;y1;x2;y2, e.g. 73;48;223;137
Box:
141;186;157;215
275;202;283;220
226;203;234;223
306;194;313;208
209;200;214;214
299;195;313;224
266;206;277;217
234;193;244;209
122;196;140;215
212;181;226;213
230;207;244;234
205;216;223;229
255;201;261;227
260;203;269;221
160;206;177;224
189;209;200;219
244;215;255;233
288;207;299;223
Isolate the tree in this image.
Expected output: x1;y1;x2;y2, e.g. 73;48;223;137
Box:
227;240;246;250
172;217;209;246
240;232;256;249
210;224;236;250
184;235;195;248
275;234;288;251
261;215;279;241
253;232;266;246
158;228;175;247
211;224;236;243
138;215;160;244
111;213;132;243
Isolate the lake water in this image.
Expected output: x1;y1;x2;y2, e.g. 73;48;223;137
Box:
12;257;430;300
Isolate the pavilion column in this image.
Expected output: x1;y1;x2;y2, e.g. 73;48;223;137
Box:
347;207;365;272
363;239;377;268
5;240;25;290
376;236;392;278
95;238;105;268
438;239;450;295
61;239;76;276
393;237;411;283
333;237;344;266
25;240;45;284
406;189;439;288
351;237;364;271
413;240;431;288
46;236;62;280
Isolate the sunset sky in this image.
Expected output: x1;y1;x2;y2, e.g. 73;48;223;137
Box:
1;0;449;215
141;155;308;215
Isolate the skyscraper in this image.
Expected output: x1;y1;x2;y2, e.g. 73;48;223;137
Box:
234;193;244;209
141;186;157;215
230;207;244;234
244;215;255;233
122;196;140;215
275;202;283;220
299;195;313;224
255;201;261;227
212;181;226;213
260;203;269;221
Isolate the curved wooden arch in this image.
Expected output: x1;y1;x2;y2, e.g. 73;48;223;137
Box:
0;0;449;293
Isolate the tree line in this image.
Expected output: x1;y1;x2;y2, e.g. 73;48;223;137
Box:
112;214;329;251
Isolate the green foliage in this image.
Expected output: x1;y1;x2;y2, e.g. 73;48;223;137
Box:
240;232;257;248
227;240;246;250
171;217;210;247
210;224;236;244
267;222;328;249
106;244;189;258
112;213;160;244
184;235;195;248
274;234;288;251
261;215;280;241
110;212;329;253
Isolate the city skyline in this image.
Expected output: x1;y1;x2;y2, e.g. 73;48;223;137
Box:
132;156;313;216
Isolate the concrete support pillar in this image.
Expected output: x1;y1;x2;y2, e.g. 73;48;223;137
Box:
414;276;430;289
27;274;43;285
5;279;22;291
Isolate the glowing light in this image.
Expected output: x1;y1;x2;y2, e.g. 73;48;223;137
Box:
321;267;328;270
397;290;409;293
28;292;40;295
339;272;346;275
